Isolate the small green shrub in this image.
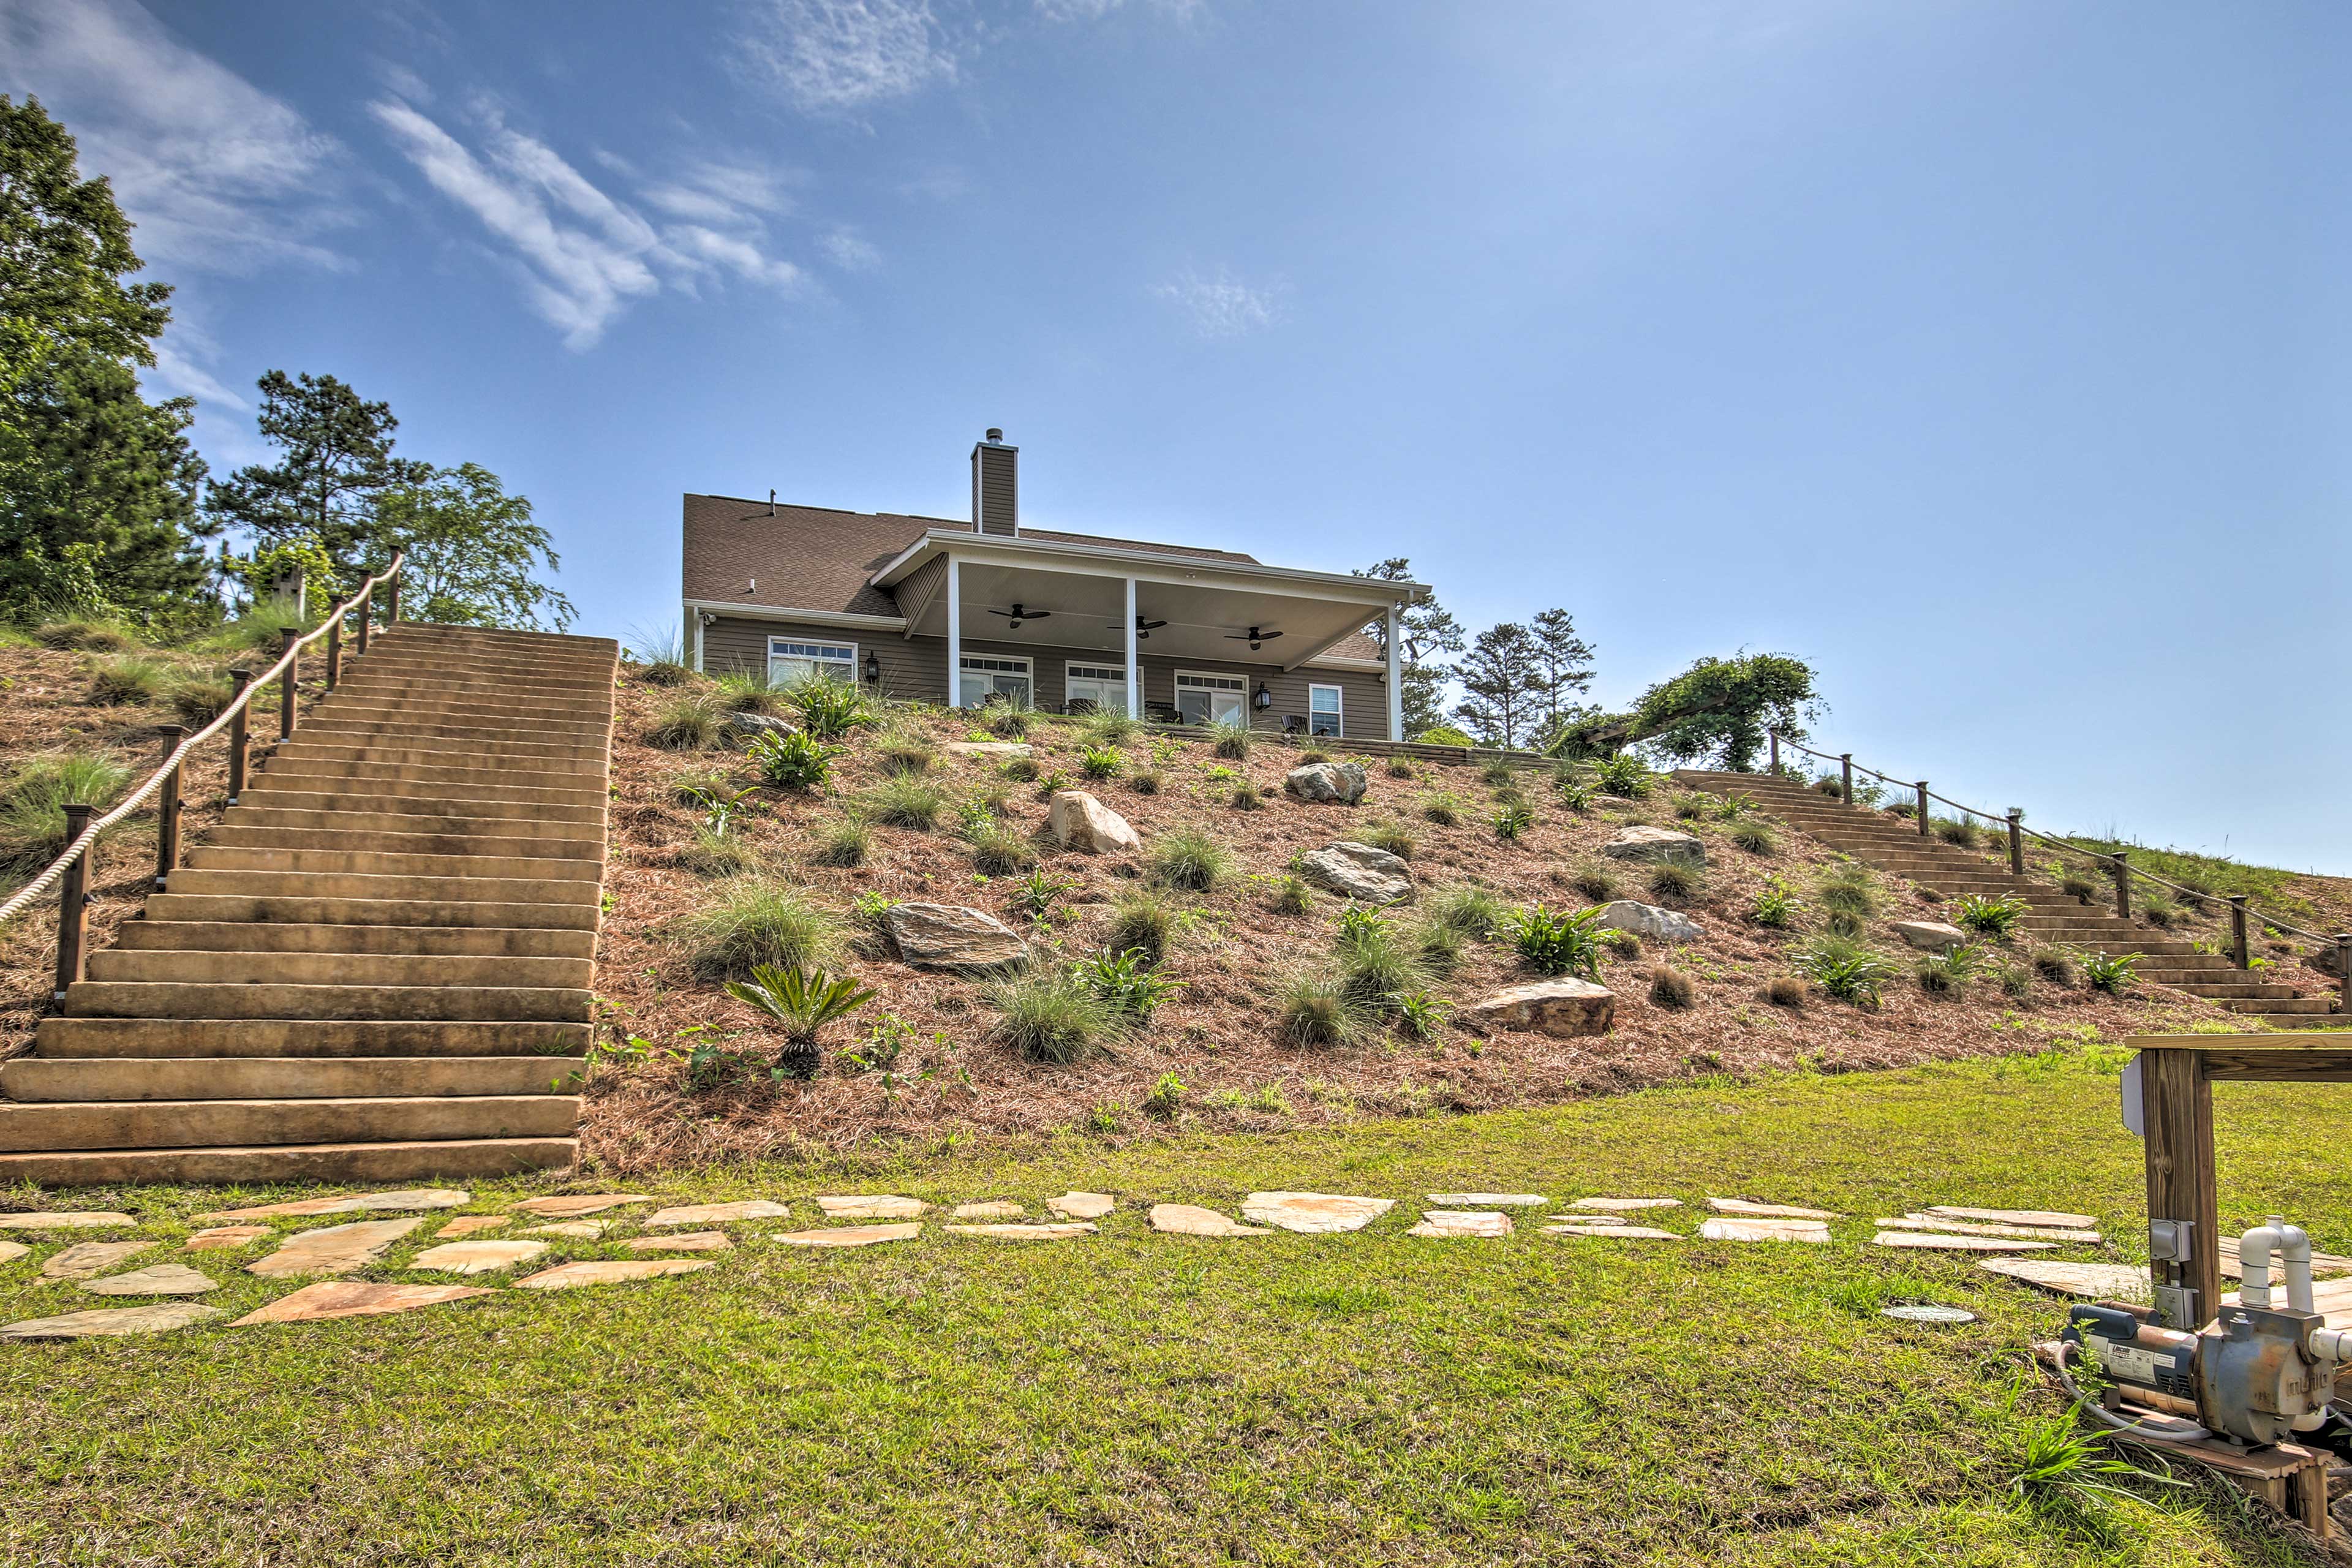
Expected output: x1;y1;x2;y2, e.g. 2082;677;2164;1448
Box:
680;878;842;977
787;677;876;741
1749;877;1801;929
647;690;729;750
967;820;1036;876
1000;755;1040;783
1079;745;1123;780
1426;884;1506;940
2081;950;2139;993
1648;861;1702;904
1420;790;1464;826
1649;966;1696;1009
1144;1071;1187;1118
715;670;787;715
1730;823;1777;856
1953;892;2029;939
1915;944;1981;997
1074;947;1182;1020
1033;769;1071;802
864;774;947;829
1270;873;1313;916
167;673;235;725
1129;769;1163;796
2031;946;2078;986
1007;870;1079;924
1491;802;1534;842
1555;775;1594;814
1765;975;1806;1009
1593;755;1653;798
86;655;166;706
2060;873;2101;905
1934;816;1980;848
1569;862;1618;902
1793;933;1896;1006
1506;903;1605;978
1207;718;1253;760
1712;791;1757;820
1106;888;1177;962
1148;827;1228;892
1275;970;1371;1046
810;813;872;868
1395;991;1450;1041
747;728;846;791
990;968;1123;1063
1080;710;1140;745
725;963;877;1071
1359;823;1415;860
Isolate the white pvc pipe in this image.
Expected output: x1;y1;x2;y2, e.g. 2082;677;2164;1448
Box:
2240;1219;2282;1310
2277;1219;2315;1314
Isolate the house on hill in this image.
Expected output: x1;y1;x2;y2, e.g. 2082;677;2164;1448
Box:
680;430;1427;740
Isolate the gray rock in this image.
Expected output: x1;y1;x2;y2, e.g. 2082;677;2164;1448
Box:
1600;826;1707;865
1463;979;1616;1038
723;712;796;744
1893;920;1969;952
1283;760;1368;805
1594;900;1703;943
945;741;1032;758
1048;790;1140;853
884;902;1030;970
1296;841;1414;905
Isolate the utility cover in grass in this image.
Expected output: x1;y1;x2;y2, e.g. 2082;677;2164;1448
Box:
1542;1224;1686;1241
1709;1197;1839;1219
41;1241;154;1280
771;1224;921;1249
1427;1193;1545;1207
1570;1197;1682;1211
1873;1231;2056;1253
1;1303;222;1340
816;1195;929;1220
514;1260;716;1290
1928;1205;2097;1230
0;1211;135;1231
81;1264;218;1297
184;1225;269;1251
198;1189;467;1222
232;1281;492;1325
944;1223;1097;1241
1047;1193;1115;1219
511;1194;656;1218
644;1200;790;1227
1149;1205;1269;1237
410;1240;550;1275
624;1231;732;1253
1408;1212;1511;1238
1240;1193;1395;1234
1700;1217;1831;1244
435;1216;512;1238
247;1218;425;1277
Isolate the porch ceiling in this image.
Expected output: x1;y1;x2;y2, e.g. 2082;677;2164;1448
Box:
917;560;1381;665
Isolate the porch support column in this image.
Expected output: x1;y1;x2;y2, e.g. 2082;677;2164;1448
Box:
945;554;962;709
1385;603;1404;741
1124;576;1139;718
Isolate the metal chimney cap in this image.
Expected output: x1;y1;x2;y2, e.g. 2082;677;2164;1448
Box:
985;428;1004;443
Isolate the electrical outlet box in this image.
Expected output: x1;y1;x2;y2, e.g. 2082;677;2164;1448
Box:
2153;1284;2198;1331
2150;1219;2194;1263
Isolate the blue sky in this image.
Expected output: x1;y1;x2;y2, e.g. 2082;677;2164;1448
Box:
6;1;2346;871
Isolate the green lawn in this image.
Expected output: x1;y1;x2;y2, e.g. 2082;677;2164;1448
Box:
4;1044;2345;1567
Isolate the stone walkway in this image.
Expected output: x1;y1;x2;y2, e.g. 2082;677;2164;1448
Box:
0;1185;2136;1341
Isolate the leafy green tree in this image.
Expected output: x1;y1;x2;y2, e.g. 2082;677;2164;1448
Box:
1354;557;1465;737
0;96;170;366
1451;621;1545;748
1552;652;1821;771
372;462;575;631
205;371;428;575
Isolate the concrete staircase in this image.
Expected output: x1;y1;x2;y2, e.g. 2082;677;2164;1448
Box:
1676;771;2341;1030
0;623;618;1185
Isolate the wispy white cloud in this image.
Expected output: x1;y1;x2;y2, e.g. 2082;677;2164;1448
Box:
1154;265;1287;339
370;95;810;349
735;0;957;114
1036;0;1205;20
820;229;883;271
0;0;350;272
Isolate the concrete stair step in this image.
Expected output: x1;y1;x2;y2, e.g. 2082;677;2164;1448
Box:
86;948;593;989
247;775;609;813
34;1016;588;1058
116;919;597;960
0;1095;579;1152
2;1055;580;1102
162;867;603;907
221;804;608;845
187;845;604;882
62;980;592;1022
277;734;610;767
206;825;606;864
0;1135;578;1186
144;891;601;932
303;714;614;743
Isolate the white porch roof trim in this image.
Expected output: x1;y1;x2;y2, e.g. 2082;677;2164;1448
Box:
867;529;1428;605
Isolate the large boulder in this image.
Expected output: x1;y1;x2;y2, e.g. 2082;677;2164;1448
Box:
1047;790;1139;853
1297;842;1414;906
1600;826;1707;866
884;903;1029;971
1594;900;1703;943
1284;760;1368;805
1893;920;1969;952
1463;979;1616;1038
723;712;796;744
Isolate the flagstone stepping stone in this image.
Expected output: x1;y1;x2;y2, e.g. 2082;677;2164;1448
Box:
951;1201;1026;1220
198;1189;467;1222
644;1200;791;1227
1882;1215;2100;1243
1427;1193;1545;1207
1047;1192;1115;1219
1927;1205;2096;1231
435;1216;513;1238
42;1240;155;1280
184;1225;270;1251
410;1240;550;1275
816;1195;929;1220
1149;1204;1270;1237
1542;1214;1627;1226
1874;1231;2056;1254
247;1217;425;1278
231;1281;491;1325
624;1231;731;1253
519;1221;607;1239
772;1223;922;1249
1240;1193;1395;1234
514;1259;716;1290
1541;1224;1686;1240
1710;1197;1839;1220
1700;1217;1832;1244
1;1303;222;1340
80;1263;219;1297
944;1223;1096;1241
1977;1259;2149;1299
1408;1212;1512;1238
0;1211;135;1231
0;1241;28;1264
512;1194;657;1218
1570;1197;1682;1212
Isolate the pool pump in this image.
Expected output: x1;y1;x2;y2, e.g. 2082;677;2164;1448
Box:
2059;1217;2348;1447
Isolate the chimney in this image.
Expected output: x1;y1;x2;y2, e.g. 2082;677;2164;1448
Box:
971;428;1017;537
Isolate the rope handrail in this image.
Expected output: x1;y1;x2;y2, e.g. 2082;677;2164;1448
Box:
0;553;404;929
1765;728;2342;950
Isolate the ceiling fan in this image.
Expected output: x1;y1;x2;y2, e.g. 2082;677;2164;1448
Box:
984;603;1050;630
1224;625;1284;651
1103;614;1170;640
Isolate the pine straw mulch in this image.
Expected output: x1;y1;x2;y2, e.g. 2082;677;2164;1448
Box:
581;674;2247;1175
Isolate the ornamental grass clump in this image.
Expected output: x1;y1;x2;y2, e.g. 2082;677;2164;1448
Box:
864;774;947;830
1080;710;1140;745
86;655;166;707
647;690;728;751
2031;946;2078;986
810;813;872;869
680;878;842;978
1148;827;1228;892
1953;892;2029;940
1730;823;1777;856
0;750;133;883
1793;932;1896;1007
167;673;236;725
1208;718;1253;760
1359;823;1415;860
1648;861;1703;905
990;968;1123;1064
1816;864;1880;935
1330;911;1430;1012
1275;969;1372;1047
715;670;788;715
1105;888;1177;963
967;820;1037;876
1419;790;1464;827
1649;966;1697;1009
875;725;937;776
1914;943;1982;997
1425;883;1506;940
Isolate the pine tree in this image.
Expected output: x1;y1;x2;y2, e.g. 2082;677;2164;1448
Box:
205;371;430;575
1353;557;1466;736
1527;607;1597;745
1451;622;1545;748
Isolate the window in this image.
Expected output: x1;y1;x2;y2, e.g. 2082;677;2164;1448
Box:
1308;684;1343;737
1064;663;1129;717
958;654;1033;709
1174;671;1247;726
769;638;858;687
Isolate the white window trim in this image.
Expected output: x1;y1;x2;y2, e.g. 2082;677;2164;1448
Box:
767;636;859;686
1065;662;1127;682
1308;682;1343;737
1174;669;1250;725
1065;661;1131;717
959;652;1035;707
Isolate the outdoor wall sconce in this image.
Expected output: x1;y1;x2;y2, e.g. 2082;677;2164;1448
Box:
1253;682;1273;711
862;650;881;685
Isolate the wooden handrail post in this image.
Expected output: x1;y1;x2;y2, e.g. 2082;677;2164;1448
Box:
54;802;93;1001
2337;935;2351;1017
2112;848;2132;921
277;628;300;744
153;725;187;890
325;611;342;690
226;668;252;804
2228;896;2250;970
1840;753;1854;808
385;571;401;627
355;586;372;656
1915;782;1929;836
1768;732;1779;772
2005;810;2024;876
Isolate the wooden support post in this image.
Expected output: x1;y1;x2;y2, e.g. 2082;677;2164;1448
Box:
325;612;342;689
355;588;372;657
277;628;299;744
2007;810;2025;876
384;571;401;626
2228;896;2250;970
1840;753;1854;808
54;802;93;1002
1768;732;1779;772
2113;849;2132;921
153;725;186;890
2139;1047;2218;1330
2338;935;2351;1018
226;668;252;803
1916;782;1930;836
